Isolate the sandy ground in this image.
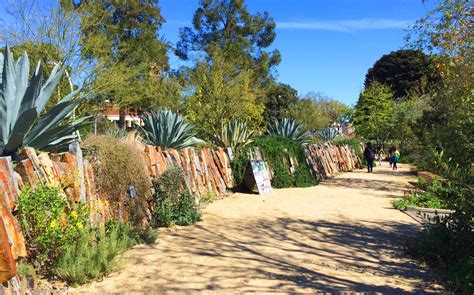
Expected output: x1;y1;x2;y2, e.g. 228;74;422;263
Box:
72;163;443;294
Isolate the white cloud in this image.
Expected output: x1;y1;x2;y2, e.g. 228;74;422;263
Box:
277;18;413;32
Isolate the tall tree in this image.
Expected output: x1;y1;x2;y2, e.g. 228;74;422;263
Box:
78;0;170;127
406;0;473;92
263;83;298;124
290;93;350;132
365;49;439;99
406;0;473;165
176;0;280;83
353;82;395;142
181;47;264;141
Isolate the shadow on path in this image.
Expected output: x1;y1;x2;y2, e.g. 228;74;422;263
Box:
122;217;438;294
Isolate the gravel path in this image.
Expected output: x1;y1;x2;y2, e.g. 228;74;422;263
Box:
72;163;443;294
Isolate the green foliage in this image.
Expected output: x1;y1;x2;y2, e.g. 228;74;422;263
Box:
129;227;158;245
353;82;395;142
181;47;264;141
15;185;89;269
263;82;298;124
392;190;445;210
213;120;255;151
401;165;474;292
83;135;151;226
0;47;89;156
53;222;136;285
267;118;310;144
199;192;219;206
406;0;473;91
176;0;280;82
79;0;171;112
290;93;351;132
410;219;474;293
233;136;316;189
153;166;201;227
365;49;439;98
16;261;35;277
137;108;204;150
416;89;474;169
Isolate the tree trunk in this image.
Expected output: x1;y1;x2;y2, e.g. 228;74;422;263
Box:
118;107;126;129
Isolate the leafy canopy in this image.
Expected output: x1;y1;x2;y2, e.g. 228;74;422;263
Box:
353;82;395;142
78;0;170;110
181;47;264;141
263;82;299;125
365;49;439;99
176;0;280;82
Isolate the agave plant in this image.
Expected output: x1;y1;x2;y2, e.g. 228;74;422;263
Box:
316;127;341;143
0;47;89;156
267;117;310;143
137;108;204;150
214;120;255;151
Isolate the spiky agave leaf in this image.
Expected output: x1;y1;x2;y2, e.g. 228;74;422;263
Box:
0;46;88;156
267;117;310;144
137;108;204;150
315;127;341;143
214;120;255;151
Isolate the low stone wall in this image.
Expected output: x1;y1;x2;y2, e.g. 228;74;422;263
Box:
143;146;234;199
0;142;358;290
304;144;361;181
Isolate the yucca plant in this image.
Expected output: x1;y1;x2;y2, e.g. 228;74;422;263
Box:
214;120;255;151
137;108;204;150
0;47;89;156
267;117;310;144
316;127;341;143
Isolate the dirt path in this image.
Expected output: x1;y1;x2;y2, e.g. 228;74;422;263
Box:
73;163;442;294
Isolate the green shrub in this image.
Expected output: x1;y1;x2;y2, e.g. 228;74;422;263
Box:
232;136;316;189
153;166;201;227
53;222;136;285
392;191;446;210
15;185;89;269
83;135;151;226
409;219;474;293
403;175;474;292
16;260;35;277
199;192;219;206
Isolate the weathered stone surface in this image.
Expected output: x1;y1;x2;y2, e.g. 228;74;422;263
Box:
0;216;16;282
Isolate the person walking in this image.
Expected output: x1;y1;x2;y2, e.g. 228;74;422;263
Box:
392;146;400;170
377;147;384;167
388;145;395;167
363;142;375;173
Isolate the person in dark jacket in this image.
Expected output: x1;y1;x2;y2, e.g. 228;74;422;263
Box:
388;145;395;167
363;142;375;173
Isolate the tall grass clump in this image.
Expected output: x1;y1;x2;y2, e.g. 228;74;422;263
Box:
83;134;152;227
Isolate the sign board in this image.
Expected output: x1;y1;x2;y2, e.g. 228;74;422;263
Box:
243;160;272;195
129;185;137;199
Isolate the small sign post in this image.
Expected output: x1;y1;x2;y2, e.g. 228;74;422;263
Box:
243;160;272;195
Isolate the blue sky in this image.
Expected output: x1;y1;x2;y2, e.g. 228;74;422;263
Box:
159;0;434;105
0;0;434;105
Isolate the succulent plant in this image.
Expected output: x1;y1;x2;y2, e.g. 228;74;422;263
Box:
214;120;255;151
316;127;341;143
267;117;310;143
0;47;89;156
137;108;204;150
